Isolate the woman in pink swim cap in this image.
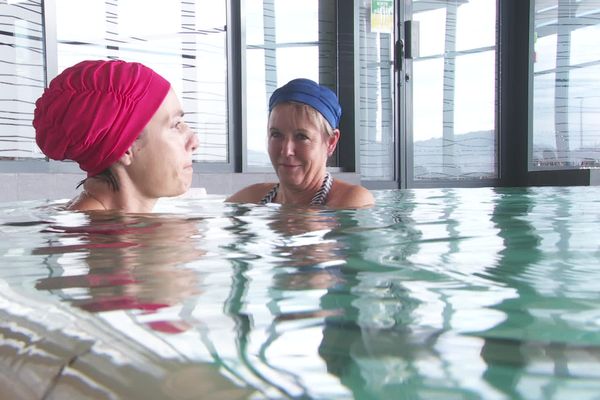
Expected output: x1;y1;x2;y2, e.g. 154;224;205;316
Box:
33;60;199;212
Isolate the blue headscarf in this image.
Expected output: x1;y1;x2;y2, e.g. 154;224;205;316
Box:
268;78;342;129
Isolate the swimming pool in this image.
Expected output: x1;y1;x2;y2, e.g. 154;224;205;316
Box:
1;187;599;399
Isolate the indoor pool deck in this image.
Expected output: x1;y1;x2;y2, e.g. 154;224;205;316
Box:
1;187;599;399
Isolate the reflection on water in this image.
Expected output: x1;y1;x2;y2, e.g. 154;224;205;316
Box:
1;188;600;399
33;214;204;329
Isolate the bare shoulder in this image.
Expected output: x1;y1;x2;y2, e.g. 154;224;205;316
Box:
327;179;375;208
65;193;104;211
225;183;276;204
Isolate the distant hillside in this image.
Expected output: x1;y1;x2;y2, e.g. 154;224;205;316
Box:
248;130;600;177
413;130;495;179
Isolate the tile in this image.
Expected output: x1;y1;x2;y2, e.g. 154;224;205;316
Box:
0;174;18;202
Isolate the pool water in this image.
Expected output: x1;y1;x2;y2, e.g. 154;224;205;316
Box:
1;187;599;399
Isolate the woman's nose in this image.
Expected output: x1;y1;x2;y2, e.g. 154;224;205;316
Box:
188;130;199;152
282;137;294;156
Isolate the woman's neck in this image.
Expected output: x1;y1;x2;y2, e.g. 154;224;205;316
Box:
277;172;328;205
83;189;108;210
75;179;157;213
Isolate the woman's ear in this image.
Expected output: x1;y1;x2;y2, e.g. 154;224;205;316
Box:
118;146;134;167
327;129;341;156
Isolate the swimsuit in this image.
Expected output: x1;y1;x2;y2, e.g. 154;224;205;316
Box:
260;173;333;206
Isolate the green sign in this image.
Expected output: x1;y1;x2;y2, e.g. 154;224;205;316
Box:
371;0;393;33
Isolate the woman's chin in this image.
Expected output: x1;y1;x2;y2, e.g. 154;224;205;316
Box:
277;169;304;184
166;180;192;198
278;176;303;188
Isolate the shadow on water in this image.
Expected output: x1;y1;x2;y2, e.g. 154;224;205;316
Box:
476;187;543;398
479;187;600;399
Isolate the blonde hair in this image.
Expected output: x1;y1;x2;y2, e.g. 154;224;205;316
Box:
276;101;335;138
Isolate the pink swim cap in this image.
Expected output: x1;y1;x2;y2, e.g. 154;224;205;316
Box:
33;60;170;176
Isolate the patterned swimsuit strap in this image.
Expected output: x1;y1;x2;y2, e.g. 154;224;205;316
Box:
260;183;279;205
259;173;333;205
310;172;333;205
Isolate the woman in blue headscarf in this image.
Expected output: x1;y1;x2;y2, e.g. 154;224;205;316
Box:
227;78;374;208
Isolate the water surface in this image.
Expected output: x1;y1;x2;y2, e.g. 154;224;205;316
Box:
1;187;599;399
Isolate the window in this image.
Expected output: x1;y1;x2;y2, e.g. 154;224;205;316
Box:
56;0;228;163
409;0;497;182
0;0;45;160
244;0;337;169
1;0;228;164
358;0;395;181
531;0;600;170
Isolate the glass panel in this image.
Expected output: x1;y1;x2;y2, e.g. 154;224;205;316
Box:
245;0;336;168
358;0;395;181
455;0;496;52
531;0;600;170
55;0;228;163
0;0;45;159
411;0;497;182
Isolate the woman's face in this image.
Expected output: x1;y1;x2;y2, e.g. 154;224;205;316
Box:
128;89;199;198
267;103;339;189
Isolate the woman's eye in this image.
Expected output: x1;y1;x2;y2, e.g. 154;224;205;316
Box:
174;121;186;131
270;131;281;138
296;133;309;141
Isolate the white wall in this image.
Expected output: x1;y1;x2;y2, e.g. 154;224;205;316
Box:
0;172;363;202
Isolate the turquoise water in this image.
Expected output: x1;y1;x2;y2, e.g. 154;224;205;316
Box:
1;187;599;399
